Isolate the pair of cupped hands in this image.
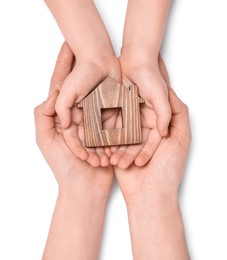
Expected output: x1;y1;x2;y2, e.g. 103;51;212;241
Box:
35;41;191;200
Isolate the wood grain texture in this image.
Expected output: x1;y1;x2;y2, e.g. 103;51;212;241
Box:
78;77;144;147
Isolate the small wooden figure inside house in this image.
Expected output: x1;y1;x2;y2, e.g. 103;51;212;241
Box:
78;77;144;147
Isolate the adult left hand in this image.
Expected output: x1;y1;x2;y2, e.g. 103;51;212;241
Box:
34;42;114;194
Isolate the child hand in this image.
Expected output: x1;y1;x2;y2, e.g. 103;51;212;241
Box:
44;0;122;129
55;48;121;129
110;54;171;169
120;52;171;137
50;42;120;166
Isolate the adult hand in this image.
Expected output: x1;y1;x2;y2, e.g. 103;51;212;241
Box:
114;58;191;260
34;44;115;259
34;43;114;194
114;85;191;200
114;54;191;202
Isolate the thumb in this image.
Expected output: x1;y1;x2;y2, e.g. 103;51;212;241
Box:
168;87;191;145
139;75;171;136
152;85;171;136
34;90;59;146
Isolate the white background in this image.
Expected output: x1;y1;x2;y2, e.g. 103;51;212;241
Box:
0;0;227;259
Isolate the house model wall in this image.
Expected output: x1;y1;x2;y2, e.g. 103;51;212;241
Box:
78;77;144;147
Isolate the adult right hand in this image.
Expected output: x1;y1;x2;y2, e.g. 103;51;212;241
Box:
113;57;191;260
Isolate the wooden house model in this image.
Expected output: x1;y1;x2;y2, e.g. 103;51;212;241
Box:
78;77;144;147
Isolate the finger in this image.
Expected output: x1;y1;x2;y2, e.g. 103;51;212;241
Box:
71;105;83;125
34;90;58;145
86;151;101;168
158;57;190;138
71;104;105;165
135;129;162;167
117;144;144;169
96;147;110;167
104;147;112;158
50;42;74;93
169;87;187;115
110;145;119;154
143;79;171;137
168;87;191;138
110;145;127;166
140;105;157;127
155;90;171;137
55;63;104;128
62;122;89;161
117;128;150;169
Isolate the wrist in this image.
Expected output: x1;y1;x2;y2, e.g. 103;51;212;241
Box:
120;47;159;68
76;42;115;63
120;49;160;81
125;191;189;260
127;197;183;235
55;168;113;202
76;51;119;79
58;185;110;212
125;189;179;213
121;44;159;63
126;191;184;242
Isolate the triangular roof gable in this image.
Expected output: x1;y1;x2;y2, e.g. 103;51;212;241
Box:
78;77;144;108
